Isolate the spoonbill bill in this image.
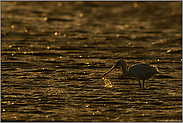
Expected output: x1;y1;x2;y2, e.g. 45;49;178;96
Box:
102;60;159;88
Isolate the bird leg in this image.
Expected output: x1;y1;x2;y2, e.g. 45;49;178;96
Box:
138;80;141;88
143;80;145;88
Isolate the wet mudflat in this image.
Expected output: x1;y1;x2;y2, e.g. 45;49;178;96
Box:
1;1;182;122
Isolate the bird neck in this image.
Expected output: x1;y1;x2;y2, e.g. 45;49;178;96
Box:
121;65;131;76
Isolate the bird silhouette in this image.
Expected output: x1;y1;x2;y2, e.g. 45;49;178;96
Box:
102;60;159;88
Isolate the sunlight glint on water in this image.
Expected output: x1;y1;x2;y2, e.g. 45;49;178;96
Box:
102;77;113;87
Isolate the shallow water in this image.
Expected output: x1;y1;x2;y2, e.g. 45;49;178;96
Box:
1;1;182;122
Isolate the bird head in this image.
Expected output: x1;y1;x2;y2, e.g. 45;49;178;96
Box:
102;60;127;77
116;60;127;67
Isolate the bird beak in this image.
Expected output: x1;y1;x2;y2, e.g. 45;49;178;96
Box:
102;63;118;77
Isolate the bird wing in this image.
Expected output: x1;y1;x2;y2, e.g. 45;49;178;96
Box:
129;64;157;77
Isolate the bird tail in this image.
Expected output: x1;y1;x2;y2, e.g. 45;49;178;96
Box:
156;68;160;74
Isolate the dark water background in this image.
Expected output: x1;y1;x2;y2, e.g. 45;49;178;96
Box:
1;1;182;122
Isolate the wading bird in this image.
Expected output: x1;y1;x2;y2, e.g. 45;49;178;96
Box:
102;60;159;88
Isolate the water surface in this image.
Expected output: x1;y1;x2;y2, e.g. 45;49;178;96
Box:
1;1;182;122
